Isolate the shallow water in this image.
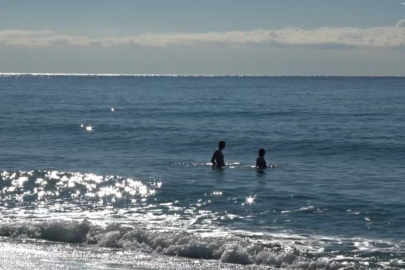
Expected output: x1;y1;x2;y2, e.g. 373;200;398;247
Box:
0;75;404;269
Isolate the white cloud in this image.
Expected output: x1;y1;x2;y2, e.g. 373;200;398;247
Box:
0;20;404;49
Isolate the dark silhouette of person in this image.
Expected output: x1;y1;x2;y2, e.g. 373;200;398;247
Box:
211;141;225;168
256;148;267;169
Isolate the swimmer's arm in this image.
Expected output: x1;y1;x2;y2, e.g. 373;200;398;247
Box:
211;150;217;166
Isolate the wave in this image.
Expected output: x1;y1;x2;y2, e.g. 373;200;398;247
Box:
0;219;401;269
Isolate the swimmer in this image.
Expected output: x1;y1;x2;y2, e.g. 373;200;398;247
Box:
256;148;267;169
211;141;225;168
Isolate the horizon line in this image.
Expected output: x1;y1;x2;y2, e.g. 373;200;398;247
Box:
0;73;404;78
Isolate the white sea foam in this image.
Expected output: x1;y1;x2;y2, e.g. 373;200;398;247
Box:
0;219;400;268
0;239;277;270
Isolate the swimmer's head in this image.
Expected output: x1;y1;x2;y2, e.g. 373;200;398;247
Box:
219;141;226;149
259;148;265;157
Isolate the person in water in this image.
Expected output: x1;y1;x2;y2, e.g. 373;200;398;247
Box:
256;148;267;169
211;141;225;168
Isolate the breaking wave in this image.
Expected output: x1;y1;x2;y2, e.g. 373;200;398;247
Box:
0;219;402;269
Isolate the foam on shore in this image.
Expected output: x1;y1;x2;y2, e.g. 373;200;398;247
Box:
0;219;399;269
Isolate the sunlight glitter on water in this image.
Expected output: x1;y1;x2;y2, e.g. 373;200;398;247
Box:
0;170;245;230
246;197;254;204
0;171;160;211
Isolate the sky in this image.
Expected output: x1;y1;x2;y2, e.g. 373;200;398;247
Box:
0;0;404;75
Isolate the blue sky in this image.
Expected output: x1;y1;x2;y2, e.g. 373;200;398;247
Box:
0;0;404;75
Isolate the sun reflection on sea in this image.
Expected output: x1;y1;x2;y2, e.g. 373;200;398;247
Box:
246;196;255;204
0;170;160;211
0;170;247;231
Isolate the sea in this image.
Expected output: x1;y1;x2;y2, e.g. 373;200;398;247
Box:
0;74;404;269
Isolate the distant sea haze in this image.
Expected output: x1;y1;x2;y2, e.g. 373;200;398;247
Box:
1;73;405;77
0;75;404;269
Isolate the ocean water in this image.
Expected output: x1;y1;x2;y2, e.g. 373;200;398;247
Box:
0;74;404;269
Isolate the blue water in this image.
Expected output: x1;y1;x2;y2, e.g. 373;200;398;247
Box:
1;74;405;269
